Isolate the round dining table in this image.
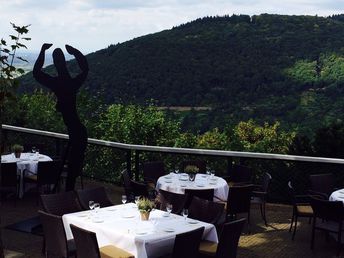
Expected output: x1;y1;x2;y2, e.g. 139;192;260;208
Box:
156;173;229;201
1;152;52;197
329;189;344;202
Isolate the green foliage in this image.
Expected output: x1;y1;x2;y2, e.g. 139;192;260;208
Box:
231;120;295;154
19;14;344;134
1;23;30;109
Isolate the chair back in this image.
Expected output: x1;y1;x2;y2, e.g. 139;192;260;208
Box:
188;196;224;225
70;224;101;258
121;169;133;197
181;160;207;174
230;164;252;184
0;162;17;187
158;189;188;214
142;161;166;184
310;197;344;222
77;187;113;210
36;160;61;187
227;185;253;215
261;172;272;192
130;180;150;198
38;210;69;258
184;188;214;208
216;218;246;258
309;173;334;196
40;191;82;216
172;226;204;258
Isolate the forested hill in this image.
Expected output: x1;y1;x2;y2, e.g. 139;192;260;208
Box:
20;14;344;133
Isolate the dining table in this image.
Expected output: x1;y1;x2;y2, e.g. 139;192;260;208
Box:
156;173;229;201
62;203;218;258
329;189;344;202
1;152;52;198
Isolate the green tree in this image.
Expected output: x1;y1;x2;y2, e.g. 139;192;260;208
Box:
0;23;30;153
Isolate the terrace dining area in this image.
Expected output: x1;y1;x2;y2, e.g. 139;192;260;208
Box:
1;178;343;258
2;125;344;258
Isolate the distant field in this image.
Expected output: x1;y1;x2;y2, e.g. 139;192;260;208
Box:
157;106;212;111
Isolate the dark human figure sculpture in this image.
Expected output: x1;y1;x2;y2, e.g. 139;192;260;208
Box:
33;43;88;191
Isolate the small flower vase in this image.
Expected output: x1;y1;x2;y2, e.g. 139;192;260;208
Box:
140;211;150;221
14;152;21;158
188;173;196;181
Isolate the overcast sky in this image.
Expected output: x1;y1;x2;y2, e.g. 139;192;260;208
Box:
1;0;344;54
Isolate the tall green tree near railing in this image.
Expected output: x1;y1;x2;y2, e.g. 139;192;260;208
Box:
0;23;31;153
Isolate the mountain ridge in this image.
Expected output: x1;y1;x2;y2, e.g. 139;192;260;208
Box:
19;13;344;133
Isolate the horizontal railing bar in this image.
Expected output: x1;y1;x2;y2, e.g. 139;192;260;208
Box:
3;124;344;165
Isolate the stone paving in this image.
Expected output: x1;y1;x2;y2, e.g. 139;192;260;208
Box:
1;179;342;258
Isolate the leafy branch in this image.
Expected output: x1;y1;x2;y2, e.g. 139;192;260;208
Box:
0;23;31;108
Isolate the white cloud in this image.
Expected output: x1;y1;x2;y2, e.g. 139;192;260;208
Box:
1;0;343;54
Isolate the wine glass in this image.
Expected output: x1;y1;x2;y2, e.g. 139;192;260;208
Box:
182;208;188;220
135;196;140;206
122;195;127;204
89;200;95;210
166;203;173;216
94;203;100;213
31;146;36;154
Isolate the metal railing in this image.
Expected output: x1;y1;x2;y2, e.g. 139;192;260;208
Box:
3;124;344;201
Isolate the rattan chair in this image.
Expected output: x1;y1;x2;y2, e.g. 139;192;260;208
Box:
0;162;19;203
76;187;113;210
226;185;253;232
171;226;204;258
310;196;344;256
188;196;225;226
70;224;134;258
157;189;189;214
23;160;61;196
199;218;246;258
309;173;335;199
251;172;272;225
121;169;134;201
40;191;82;216
142;161;166;187
288;181;314;240
184;188;214;208
38;210;76;258
229;164;253;185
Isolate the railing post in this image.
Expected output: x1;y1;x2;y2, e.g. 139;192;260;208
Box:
135;150;140;180
55;139;61;157
126;150;132;177
227;157;233;176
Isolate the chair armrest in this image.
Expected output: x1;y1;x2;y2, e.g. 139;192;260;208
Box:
252;191;267;198
307;190;328;200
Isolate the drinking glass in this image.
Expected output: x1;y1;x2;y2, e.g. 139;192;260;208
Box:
166;203;173;216
122;195;127;204
182;208;188;220
94;203;100;213
89;200;95;210
135;196;140;206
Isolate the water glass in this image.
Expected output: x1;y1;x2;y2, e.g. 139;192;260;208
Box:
94;203;100;213
89;200;95;210
166;203;173;216
122;195;127;204
182;208;188;220
135;196;140;206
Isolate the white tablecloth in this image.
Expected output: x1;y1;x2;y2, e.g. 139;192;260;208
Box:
1;152;52;197
156;173;229;201
63;203;218;258
329;189;344;202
